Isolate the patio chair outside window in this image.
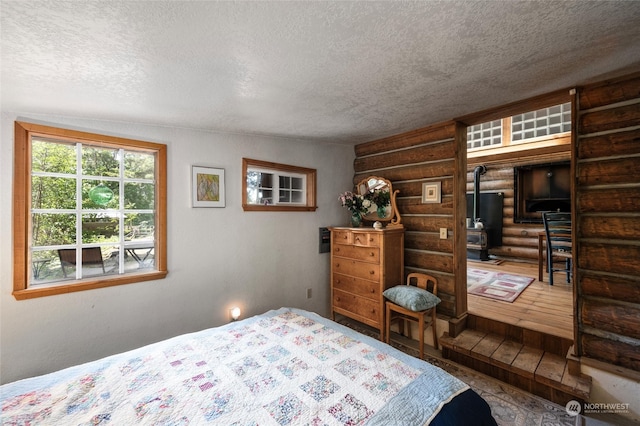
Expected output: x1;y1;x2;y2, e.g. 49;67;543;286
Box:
58;248;105;278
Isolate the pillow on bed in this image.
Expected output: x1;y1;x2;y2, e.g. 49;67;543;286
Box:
383;285;441;311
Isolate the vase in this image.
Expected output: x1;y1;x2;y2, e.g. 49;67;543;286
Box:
350;213;362;227
377;204;387;218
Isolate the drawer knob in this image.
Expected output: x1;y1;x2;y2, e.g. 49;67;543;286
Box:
370;289;375;293
369;270;375;275
369;252;374;256
369;238;373;242
371;309;375;313
343;235;347;239
335;248;340;252
336;297;341;302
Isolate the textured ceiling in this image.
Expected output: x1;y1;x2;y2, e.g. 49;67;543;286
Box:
2;1;640;145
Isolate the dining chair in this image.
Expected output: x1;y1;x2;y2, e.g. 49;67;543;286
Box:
384;273;440;359
542;211;572;285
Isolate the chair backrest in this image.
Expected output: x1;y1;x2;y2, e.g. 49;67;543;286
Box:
406;272;438;296
542;212;572;252
58;247;105;266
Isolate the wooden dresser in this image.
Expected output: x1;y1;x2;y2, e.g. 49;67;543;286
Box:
329;226;404;340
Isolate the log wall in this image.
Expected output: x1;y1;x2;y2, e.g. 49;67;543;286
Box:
467;149;570;262
575;73;640;371
353;71;640;373
353;122;467;318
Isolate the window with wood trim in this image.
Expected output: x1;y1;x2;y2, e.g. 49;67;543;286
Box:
242;158;317;212
467;102;571;151
13;121;168;300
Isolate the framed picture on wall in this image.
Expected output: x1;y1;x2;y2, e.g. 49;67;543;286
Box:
422;181;441;203
192;166;225;207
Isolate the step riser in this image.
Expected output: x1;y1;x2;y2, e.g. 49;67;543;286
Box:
467;314;572;356
441;315;591;406
443;347;585;406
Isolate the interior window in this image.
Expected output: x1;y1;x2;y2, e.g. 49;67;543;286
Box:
242;158;316;212
13;121;168;299
467;102;571;151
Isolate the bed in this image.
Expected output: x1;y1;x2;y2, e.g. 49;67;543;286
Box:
1;307;496;425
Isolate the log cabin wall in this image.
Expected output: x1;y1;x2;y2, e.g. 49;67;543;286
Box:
467;148;570;262
575;73;640;372
353;122;467;319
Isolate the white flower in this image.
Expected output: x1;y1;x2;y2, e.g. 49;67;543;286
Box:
363;199;371;208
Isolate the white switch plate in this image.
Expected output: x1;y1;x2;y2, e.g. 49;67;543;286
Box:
439;228;447;239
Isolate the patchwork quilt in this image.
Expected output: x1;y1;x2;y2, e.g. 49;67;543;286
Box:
1;308;468;425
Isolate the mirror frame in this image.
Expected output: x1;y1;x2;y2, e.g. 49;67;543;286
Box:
356;176;402;226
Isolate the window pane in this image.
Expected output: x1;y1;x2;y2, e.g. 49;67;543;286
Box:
291;191;304;203
123;243;155;271
83;180;119;209
32;213;76;246
292;177;303;190
260;173;273;188
125;182;155;210
279;190;290;203
30;249;62;284
125;213;155;241
32;176;76;209
82;214;120;244
124;151;155;179
279;176;290;189
82;146;119;177
259;189;273;205
31;138;76;174
511;102;571;143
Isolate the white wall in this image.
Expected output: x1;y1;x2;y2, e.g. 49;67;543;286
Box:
0;112;355;384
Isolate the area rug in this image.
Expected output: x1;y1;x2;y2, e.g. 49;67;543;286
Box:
467;268;535;303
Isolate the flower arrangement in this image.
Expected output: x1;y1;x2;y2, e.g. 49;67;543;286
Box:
339;191;371;216
369;188;390;208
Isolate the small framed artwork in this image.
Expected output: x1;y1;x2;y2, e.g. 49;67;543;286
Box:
422;181;441;203
192;166;225;207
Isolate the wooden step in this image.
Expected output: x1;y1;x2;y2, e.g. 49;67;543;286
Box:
441;329;591;405
466;313;573;356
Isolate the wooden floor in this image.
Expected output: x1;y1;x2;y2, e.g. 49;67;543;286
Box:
466;259;574;340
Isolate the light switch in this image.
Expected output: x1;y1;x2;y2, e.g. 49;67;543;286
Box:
439;228;448;239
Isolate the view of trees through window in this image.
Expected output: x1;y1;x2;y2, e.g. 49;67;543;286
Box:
30;137;157;284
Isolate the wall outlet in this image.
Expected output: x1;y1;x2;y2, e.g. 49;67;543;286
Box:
439;228;448;239
306;288;312;299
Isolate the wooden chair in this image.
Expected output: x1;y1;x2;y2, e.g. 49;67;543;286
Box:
58;247;105;277
385;273;439;359
542;211;572;285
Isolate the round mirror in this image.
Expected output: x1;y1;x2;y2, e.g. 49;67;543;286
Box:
357;176;402;225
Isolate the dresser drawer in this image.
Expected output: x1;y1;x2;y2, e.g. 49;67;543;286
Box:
352;232;380;247
332;244;380;263
332;258;380;281
332;229;353;244
333;273;379;301
333;289;380;323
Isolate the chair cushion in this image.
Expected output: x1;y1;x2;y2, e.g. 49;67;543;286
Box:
383;285;441;311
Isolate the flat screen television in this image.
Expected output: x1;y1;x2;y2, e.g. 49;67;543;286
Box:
514;162;570;223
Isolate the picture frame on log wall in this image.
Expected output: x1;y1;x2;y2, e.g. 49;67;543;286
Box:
422;181;441;203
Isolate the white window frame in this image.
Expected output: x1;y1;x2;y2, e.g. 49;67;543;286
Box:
467;102;571;152
242;158;317;212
